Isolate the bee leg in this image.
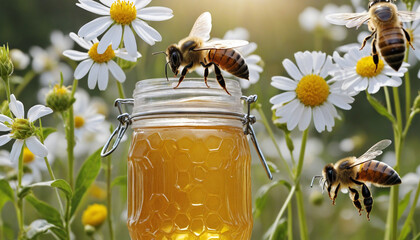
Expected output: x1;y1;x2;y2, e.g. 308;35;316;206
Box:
402;28;415;50
213;64;231;95
351;178;373;220
360;31;376;50
174;62;193;89
200;62;213;88
348;187;363;216
332;183;340;205
371;37;379;72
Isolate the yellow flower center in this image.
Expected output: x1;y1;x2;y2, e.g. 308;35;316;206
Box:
88;43;115;63
54;85;70;96
295;74;330;107
11;118;34;140
110;0;137;25
82;204;108;227
23;147;35;164
356;56;384;77
74;115;85;129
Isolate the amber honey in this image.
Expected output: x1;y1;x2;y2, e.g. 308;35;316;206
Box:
127;125;252;239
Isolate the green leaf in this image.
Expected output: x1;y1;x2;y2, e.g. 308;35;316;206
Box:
254;180;291;218
42;127;56;139
398;190;412;220
26;194;63;228
25;219;56;239
0;179;14;210
19;179;72;200
2;222;15;240
111;175;127;188
366;92;396;124
264;218;287;240
70;148;102;217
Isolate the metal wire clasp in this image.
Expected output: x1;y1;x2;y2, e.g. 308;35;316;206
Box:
241;95;273;180
101;98;134;157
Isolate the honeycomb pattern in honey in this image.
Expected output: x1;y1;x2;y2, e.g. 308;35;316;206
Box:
127;126;252;239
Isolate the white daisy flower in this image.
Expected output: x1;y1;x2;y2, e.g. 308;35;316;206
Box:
63;32;140;91
50;30;74;56
270;51;354;133
73;90;106;138
76;0;173;57
298;4;352;41
332;46;408;94
9;49;30;70
29;46;73;86
0;94;52;164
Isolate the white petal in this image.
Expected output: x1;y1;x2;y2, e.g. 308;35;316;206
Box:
354;78;368;91
9;94;25;118
132;19;162;45
0;122;11;131
88;63;100;89
78;17;113;41
271;76;297;91
383;76;402;87
26;136;48;158
313;106;326;133
0;114;13;124
137;7;173;21
63;50;89;61
98;24;122;53
99;0;114;7
294;51;312;75
282;59;303;81
108;60;126;82
77;0;110;15
288;103;304;130
320;104;334;131
0;134;13;146
74;59;94;79
270;92;296;105
69;32;92;50
115;50;141;61
319;56;334;78
328;93;353;110
367;77;381;94
123;26;138;57
97;63;109;91
27;105;53;122
135;0;152;9
10;140;24;163
313;52;326;74
298;106;311;131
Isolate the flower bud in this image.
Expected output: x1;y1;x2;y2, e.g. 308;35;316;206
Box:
11;118;34;140
0;45;14;77
45;85;75;112
310;191;324;206
84;225;96;236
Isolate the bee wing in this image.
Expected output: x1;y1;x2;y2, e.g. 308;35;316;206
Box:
325;12;370;29
193;39;249;51
398;11;420;22
189;12;212;41
347;139;392;168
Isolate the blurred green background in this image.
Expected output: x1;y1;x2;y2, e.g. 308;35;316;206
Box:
1;0;419;239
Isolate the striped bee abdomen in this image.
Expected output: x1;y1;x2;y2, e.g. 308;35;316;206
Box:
207;49;249;79
378;26;405;71
357;160;401;186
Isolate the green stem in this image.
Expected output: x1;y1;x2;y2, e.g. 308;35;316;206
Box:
14;71;36;98
404;66;411;122
393;87;403;132
287;202;293;240
269;185;296;240
384;87;392;114
116;81;126;99
65;79;78;189
294;129;309;240
3;75;11;103
255;104;293;179
17;145;24;239
403;110;419;138
398;180;420;240
106;156;115;240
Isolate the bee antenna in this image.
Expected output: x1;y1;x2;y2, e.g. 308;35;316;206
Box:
152;51;168;57
165;61;170;81
311;175;323;188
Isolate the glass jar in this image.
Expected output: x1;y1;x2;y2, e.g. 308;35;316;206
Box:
109;78;263;239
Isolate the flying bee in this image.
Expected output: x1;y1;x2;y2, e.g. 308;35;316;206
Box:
311;139;401;220
164;12;249;95
326;0;420;71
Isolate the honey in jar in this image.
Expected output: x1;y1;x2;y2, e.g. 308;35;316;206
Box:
126;78;253;239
